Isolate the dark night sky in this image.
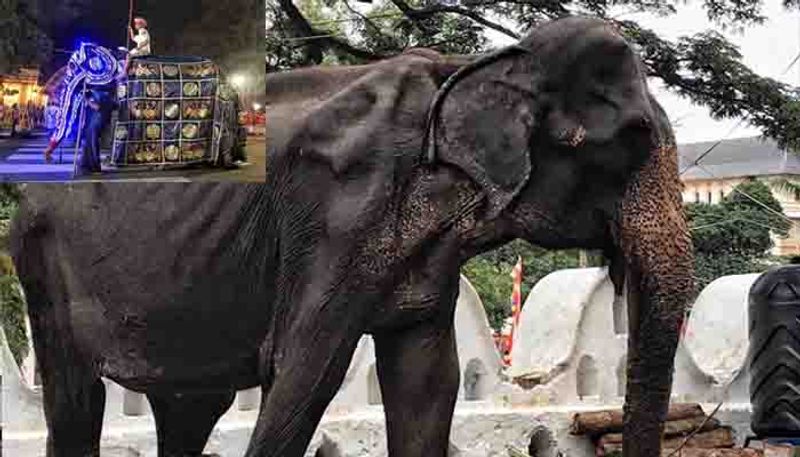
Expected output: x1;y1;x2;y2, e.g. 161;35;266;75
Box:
49;1;206;48
35;0;264;88
41;1;209;74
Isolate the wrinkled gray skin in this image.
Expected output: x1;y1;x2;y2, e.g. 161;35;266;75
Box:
10;17;693;457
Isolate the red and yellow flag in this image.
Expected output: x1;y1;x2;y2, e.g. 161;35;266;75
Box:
505;256;524;365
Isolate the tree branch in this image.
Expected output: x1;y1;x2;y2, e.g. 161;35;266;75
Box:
389;0;521;39
617;19;800;151
277;0;383;63
342;0;395;43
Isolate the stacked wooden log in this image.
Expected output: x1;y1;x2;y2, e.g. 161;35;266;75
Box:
569;404;757;457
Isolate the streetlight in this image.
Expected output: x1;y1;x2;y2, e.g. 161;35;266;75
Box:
229;73;249;109
229;73;247;89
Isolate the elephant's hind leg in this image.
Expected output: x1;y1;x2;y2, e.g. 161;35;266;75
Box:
42;375;106;457
15;214;107;456
29;309;106;457
147;390;236;457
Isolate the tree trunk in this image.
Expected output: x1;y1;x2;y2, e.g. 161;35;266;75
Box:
571;403;705;435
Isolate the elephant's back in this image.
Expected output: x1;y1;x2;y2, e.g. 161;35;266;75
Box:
15;182;277;387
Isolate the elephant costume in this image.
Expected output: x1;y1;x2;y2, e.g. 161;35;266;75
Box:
10;17;693;457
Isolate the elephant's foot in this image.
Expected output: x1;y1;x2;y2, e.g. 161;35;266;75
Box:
147;390;235;457
33;310;107;457
43;378;106;457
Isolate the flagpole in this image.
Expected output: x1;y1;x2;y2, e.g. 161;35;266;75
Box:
506;256;524;366
126;0;134;49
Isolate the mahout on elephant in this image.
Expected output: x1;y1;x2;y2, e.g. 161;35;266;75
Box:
10;16;693;457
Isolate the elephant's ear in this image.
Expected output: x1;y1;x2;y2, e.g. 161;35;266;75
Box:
427;46;540;220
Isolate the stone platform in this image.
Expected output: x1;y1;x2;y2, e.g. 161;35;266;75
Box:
3;400;753;457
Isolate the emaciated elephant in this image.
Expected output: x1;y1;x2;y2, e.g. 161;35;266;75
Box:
10;16;693;457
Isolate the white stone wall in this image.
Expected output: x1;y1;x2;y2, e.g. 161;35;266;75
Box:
508;268;757;408
3;269;762;456
240;275;504;414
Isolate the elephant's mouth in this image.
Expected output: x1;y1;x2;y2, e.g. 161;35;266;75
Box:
555;125;587;147
551;112;653;150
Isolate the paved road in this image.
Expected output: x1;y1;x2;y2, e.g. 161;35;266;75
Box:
0;131;265;182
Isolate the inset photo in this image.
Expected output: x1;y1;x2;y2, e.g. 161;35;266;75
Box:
1;0;265;181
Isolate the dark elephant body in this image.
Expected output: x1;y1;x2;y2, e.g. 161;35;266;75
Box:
11;16;693;457
12;184;273;392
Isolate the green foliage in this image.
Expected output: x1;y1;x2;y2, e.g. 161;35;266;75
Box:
267;0;489;70
687;179;791;290
462;257;511;331
0;183;20;218
0;0;52;73
0;184;25;365
0;273;27;366
693;253;768;291
462;240;598;332
620;23;800;152
0;183;20;251
465;179;788;330
1;0;110;73
267;0;349;69
687;179;790;256
268;0;800;151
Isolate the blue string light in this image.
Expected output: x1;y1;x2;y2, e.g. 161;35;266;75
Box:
49;43;121;145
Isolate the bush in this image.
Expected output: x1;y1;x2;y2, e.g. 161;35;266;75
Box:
462;240;599;332
0;184;26;365
0;273;28;366
465;179;791;331
687;179;791;290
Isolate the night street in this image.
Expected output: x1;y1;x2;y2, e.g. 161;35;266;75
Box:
0;131;265;182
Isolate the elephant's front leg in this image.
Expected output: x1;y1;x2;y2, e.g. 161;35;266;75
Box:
244;298;364;457
374;322;460;456
373;265;462;457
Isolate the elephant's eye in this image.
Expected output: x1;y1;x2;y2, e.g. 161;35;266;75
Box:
589;87;618;108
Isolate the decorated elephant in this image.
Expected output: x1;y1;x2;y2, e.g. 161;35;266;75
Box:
43;42;245;168
45;42;121;157
10;17;693;457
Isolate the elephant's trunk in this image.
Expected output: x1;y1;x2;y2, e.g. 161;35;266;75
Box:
616;142;695;457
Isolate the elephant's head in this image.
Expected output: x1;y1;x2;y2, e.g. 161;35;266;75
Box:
428;17;660;219
50;43;121;145
426;16;694;457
